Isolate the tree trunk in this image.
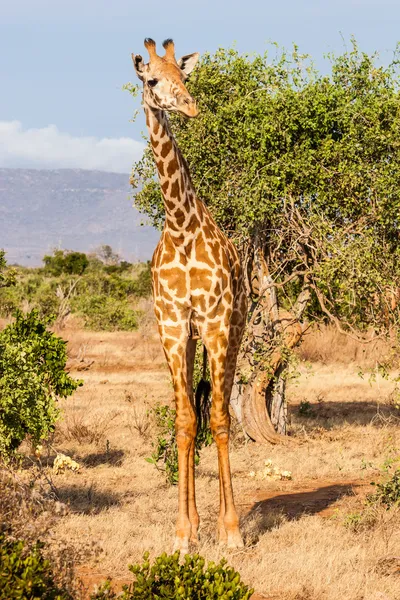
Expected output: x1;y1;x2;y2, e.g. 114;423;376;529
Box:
231;241;310;443
267;364;287;435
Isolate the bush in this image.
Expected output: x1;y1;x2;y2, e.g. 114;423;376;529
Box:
146;403;213;486
92;552;253;600
368;468;400;508
0;310;81;456
0;534;72;600
71;294;141;331
43;250;89;276
131;262;152;297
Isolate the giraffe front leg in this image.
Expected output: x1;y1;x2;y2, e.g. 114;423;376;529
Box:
162;337;197;555
174;426;195;554
217;462;228;545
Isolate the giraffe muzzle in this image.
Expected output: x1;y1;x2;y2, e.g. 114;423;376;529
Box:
178;97;199;118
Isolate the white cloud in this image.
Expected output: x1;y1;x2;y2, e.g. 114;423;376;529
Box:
0;121;144;173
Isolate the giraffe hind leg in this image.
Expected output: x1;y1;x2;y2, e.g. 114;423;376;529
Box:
204;329;244;549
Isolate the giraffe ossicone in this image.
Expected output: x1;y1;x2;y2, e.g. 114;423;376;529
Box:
131;38;248;552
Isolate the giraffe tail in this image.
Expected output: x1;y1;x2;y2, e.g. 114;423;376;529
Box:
195;345;211;433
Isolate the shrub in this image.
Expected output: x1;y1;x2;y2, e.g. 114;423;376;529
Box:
71;294;140;331
368;468;400;508
92;552;253;600
131;262;152;297
146;403;213;486
0;534;72;600
43;250;89;276
0;310;81;456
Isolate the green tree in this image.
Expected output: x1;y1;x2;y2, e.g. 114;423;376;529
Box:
0;310;81;456
129;40;400;440
43;250;88;276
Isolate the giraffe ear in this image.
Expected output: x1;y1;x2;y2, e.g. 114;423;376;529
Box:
177;52;199;76
131;53;145;81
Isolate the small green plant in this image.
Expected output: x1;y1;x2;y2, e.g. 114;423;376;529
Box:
146;403;213;486
343;510;377;533
146;404;179;485
298;400;314;417
0;310;81;456
92;552;254;600
0;534;72;600
368;468;400;508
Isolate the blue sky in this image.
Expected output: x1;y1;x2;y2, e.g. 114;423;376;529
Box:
1;0;399;173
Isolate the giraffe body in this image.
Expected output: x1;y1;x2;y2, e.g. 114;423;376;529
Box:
132;39;247;552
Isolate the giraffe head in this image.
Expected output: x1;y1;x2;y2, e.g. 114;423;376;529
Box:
132;38;199;118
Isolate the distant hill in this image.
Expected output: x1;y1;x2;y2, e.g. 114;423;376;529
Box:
0;168;160;266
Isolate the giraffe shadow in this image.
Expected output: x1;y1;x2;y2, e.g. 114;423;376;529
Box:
241;483;355;545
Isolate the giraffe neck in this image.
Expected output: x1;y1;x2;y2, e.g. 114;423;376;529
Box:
145;106;199;236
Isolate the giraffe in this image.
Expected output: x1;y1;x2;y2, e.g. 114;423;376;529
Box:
131;38;247;553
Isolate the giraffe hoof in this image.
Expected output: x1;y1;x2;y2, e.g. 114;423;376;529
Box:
226;531;244;549
173;537;190;556
217;533;228;547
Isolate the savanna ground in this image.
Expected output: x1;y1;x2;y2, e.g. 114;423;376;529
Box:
5;313;400;600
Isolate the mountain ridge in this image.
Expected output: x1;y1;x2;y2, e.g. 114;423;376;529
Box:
0;168;159;266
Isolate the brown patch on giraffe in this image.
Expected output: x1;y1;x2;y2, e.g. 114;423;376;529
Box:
189;267;212;292
161;181;169;195
214;281;222;297
160;267;187;298
195;236;214;268
162;241;176;263
224;290;233;304
163;337;176;352
210;242;221;263
151;137;159;150
161;140;173;158
166;218;180;231
170;180;180;199
174;209;186;226
153;120;160;136
187;216;199;233
157;160;165;177
171;354;181;373
185;239;194;254
181;197;190;212
193;294;207;314
164;325;183;338
163;289;175;302
165;198;176;211
167;157;179;177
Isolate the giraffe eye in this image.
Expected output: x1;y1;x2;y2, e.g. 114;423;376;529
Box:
148;79;158;88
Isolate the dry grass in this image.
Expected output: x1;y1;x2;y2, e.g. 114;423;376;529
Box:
6;322;400;599
297;324;397;367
